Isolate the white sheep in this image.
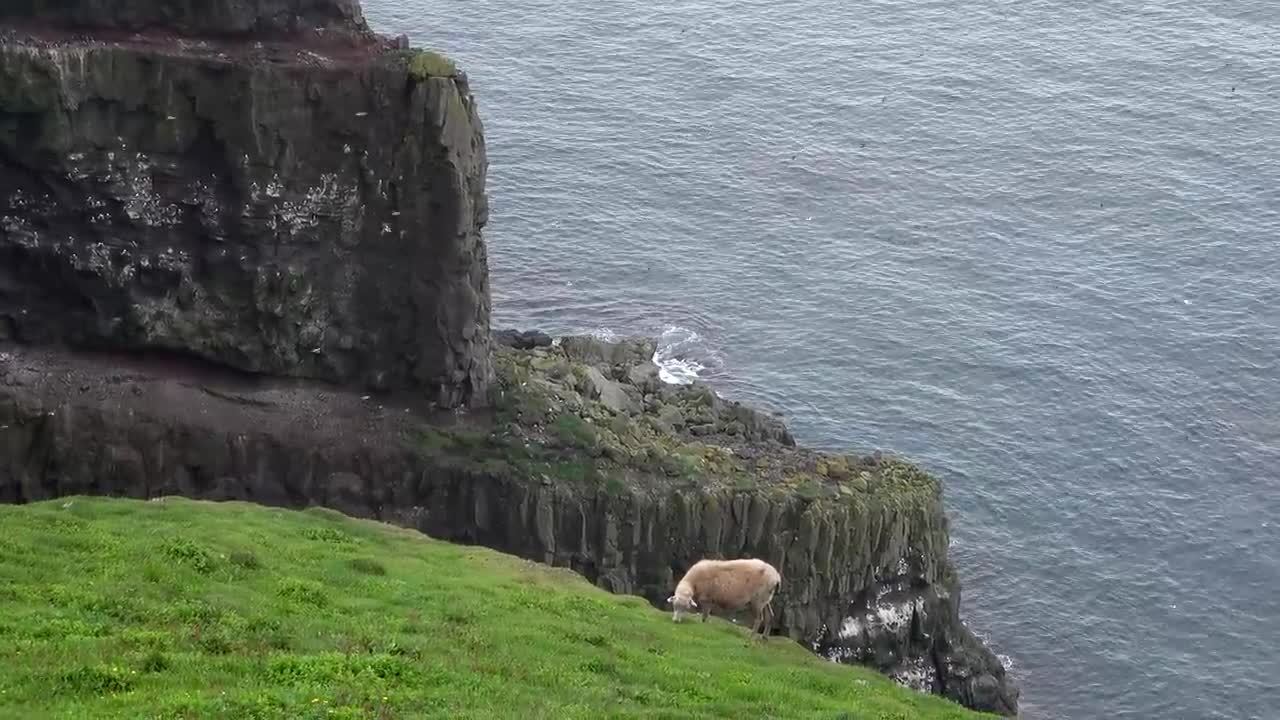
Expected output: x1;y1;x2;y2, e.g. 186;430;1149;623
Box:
667;558;782;637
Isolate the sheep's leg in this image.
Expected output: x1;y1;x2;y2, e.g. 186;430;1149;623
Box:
700;604;711;623
749;601;765;637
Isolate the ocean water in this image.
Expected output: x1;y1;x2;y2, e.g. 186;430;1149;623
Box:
364;1;1280;717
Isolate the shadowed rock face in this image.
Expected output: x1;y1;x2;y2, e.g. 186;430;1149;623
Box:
0;337;1019;715
0;6;491;407
0;0;371;38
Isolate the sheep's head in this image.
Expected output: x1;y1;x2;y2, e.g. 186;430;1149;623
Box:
667;590;697;622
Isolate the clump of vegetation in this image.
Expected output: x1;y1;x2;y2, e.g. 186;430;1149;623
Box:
552;412;598;450
0;497;988;719
347;557;387;576
405;49;458;79
159;538;215;574
228;550;260;570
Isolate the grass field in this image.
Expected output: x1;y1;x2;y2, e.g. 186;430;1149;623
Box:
0;497;989;719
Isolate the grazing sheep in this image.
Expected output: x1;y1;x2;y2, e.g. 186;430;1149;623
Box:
667;558;781;637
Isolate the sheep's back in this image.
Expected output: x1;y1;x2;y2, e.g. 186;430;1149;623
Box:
685;559;777;609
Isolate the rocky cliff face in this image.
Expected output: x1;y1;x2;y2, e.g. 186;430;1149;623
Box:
0;0;371;38
0;1;1018;714
0;3;490;407
0;336;1019;715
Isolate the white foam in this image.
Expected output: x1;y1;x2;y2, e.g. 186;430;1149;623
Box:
653;325;712;385
657;356;705;385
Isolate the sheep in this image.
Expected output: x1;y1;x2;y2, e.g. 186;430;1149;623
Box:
667;558;782;638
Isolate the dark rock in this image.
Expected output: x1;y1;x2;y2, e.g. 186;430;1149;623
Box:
0;0;372;39
816;570;1018;715
493;329;554;350
0;13;491;407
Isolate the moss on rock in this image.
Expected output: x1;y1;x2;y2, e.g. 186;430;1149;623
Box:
405;49;458;79
410;334;942;515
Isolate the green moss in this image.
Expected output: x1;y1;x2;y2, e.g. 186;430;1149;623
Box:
792;476;836;501
603;474;627;495
410;427;492;463
553;413;598;450
405;49;458;79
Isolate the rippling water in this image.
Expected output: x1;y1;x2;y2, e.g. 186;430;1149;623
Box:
366;1;1280;717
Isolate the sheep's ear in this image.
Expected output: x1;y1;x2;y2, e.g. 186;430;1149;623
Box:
689;599;698;609
666;595;675;605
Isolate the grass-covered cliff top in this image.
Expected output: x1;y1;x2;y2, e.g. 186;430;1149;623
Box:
0;497;988;719
412;333;942;508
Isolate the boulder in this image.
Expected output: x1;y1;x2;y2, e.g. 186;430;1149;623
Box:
582;366;639;415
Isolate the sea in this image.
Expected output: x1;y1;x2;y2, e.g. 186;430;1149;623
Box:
364;1;1280;717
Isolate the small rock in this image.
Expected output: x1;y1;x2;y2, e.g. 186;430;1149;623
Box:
582;366;639;415
627;361;662;393
493;329;553;350
655;404;685;433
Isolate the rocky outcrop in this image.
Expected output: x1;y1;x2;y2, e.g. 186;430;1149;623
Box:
0;336;1019;715
0;2;490;407
0;0;372;39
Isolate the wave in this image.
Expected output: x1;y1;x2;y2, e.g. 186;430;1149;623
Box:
653;325;723;385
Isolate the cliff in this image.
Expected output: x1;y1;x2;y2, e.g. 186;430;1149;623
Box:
0;1;1019;715
0;0;372;39
0;2;490;406
0;336;1018;714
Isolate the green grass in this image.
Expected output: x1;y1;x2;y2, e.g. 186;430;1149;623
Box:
0;497;990;719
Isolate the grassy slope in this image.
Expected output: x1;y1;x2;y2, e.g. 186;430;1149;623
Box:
0;497;989;719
